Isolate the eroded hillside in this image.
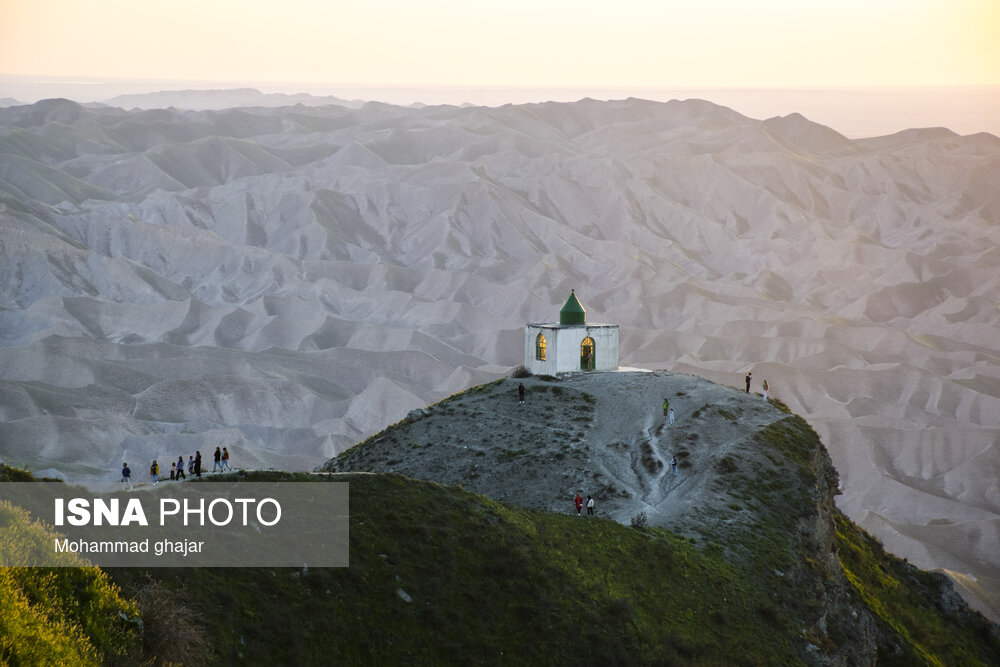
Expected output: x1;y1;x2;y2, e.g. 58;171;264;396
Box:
2;96;1000;618
322;372;791;525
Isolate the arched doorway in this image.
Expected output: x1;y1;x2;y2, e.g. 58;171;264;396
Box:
580;337;595;370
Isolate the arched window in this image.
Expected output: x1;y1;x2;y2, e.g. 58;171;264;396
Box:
535;333;547;361
580;337;595;370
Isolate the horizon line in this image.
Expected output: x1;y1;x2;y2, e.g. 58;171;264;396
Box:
3;73;1000;92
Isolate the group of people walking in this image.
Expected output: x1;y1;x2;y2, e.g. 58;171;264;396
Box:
120;447;231;488
574;493;595;515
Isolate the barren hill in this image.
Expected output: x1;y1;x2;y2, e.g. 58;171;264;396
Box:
321;371;809;535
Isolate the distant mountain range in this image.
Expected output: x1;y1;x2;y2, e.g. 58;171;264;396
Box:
1;94;999;620
0;88;366;110
99;87;365;110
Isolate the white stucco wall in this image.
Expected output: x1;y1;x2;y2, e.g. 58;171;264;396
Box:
525;324;619;374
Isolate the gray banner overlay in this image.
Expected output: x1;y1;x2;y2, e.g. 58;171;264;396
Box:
0;482;348;567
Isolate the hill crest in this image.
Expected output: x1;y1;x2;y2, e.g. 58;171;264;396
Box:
320;370;999;663
321;371;816;529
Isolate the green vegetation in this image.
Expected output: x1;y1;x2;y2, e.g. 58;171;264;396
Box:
0;563;142;667
3;394;1000;665
0;478;143;666
113;473;801;665
767;397;793;413
716;407;740;421
0;465;64;483
836;514;1000;666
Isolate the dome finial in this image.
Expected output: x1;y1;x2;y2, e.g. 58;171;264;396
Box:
560;290;586;325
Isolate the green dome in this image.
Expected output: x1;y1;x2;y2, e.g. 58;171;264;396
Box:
559;290;586;325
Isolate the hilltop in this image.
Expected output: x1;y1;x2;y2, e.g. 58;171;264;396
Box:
5;364;1000;665
317;371;1000;663
321;370;807;531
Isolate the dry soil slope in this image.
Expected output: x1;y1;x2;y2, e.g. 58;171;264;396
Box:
321;370;803;533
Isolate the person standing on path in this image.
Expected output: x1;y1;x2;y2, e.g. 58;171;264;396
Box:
194;451;202;477
121;463;132;490
150;460;159;485
574;493;583;515
662;398;669;417
518;383;525;405
187;455;195;476
176;455;186;480
668;408;675;425
586;495;594;516
762;379;769;400
222;447;231;471
671;456;678;476
213;447;222;473
745;371;752;393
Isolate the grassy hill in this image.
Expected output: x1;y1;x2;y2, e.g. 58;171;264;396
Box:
0;466;143;666
42;468;999;666
113;472;800;665
3;466;998;665
3;373;1000;665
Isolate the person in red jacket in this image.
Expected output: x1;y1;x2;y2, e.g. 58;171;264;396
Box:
574;493;583;515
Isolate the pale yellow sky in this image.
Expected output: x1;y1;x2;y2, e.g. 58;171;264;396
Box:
1;0;998;88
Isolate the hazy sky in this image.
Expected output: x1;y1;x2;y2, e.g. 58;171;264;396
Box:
2;0;998;88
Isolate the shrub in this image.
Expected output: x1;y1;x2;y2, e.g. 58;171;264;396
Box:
715;456;739;475
510;364;531;378
768;397;792;413
0;500;143;665
128;576;211;666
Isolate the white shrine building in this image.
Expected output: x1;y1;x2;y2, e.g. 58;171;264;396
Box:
524;290;620;374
